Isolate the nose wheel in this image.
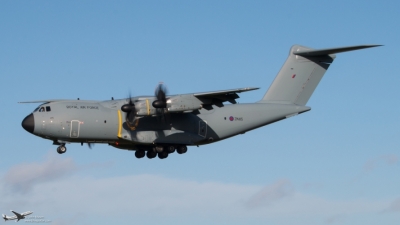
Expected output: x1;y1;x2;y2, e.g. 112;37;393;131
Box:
57;144;67;154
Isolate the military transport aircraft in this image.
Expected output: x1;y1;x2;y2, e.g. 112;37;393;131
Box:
2;210;33;222
20;44;380;159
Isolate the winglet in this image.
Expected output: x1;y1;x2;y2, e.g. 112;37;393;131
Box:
293;45;382;57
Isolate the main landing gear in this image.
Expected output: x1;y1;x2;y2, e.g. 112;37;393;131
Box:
134;145;188;159
177;145;187;154
146;150;157;159
135;150;146;158
57;144;67;154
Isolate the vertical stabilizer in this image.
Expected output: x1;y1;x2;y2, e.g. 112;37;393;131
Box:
261;44;381;105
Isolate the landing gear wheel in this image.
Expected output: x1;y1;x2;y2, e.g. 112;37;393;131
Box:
135;150;145;158
154;146;164;153
57;145;67;154
177;145;187;154
167;145;175;153
146;150;157;159
158;151;168;159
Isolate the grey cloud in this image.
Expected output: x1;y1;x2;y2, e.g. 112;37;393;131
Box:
50;212;87;225
386;198;400;213
2;153;78;194
363;154;398;172
325;214;346;224
0;174;392;222
245;179;293;209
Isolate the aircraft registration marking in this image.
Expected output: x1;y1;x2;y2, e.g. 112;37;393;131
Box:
229;116;243;121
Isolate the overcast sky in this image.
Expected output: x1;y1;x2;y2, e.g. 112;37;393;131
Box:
0;1;399;224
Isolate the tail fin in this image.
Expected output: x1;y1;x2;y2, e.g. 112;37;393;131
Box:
261;44;381;105
2;214;7;221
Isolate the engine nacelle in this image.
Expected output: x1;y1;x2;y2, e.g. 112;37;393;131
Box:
133;95;203;116
167;95;202;112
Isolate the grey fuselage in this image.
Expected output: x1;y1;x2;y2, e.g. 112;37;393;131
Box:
25;97;310;151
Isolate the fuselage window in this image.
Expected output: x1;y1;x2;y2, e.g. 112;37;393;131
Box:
46;106;51;112
39;107;45;112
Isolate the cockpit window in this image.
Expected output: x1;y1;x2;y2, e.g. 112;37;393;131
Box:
34;104;51;112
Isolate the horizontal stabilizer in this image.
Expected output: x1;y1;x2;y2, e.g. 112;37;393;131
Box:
294;45;382;57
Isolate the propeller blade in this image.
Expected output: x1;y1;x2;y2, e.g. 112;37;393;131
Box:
153;83;168;108
155;83;167;102
121;93;136;123
153;83;170;124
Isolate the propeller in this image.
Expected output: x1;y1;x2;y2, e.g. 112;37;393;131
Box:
121;93;137;123
152;83;168;122
152;83;167;108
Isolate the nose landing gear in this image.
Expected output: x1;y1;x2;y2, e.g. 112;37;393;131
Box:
57;144;67;154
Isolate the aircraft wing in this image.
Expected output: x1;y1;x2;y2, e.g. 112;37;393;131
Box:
193;87;259;106
18;99;95;103
11;211;22;217
18;99;76;103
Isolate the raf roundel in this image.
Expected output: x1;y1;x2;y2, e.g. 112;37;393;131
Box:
229;116;234;121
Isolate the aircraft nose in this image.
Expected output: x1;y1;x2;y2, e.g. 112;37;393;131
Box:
22;113;35;134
